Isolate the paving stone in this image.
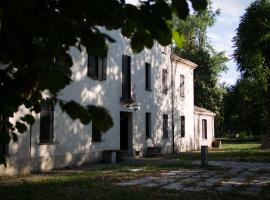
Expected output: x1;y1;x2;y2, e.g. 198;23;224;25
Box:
242;185;262;195
216;185;234;192
184;186;205;191
116;176;158;186
162;182;186;190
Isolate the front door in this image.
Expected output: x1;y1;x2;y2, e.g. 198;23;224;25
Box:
120;112;133;156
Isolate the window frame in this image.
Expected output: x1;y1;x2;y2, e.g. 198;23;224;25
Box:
92;123;102;142
145;63;151;91
145;112;151;139
39;100;54;144
163;114;169;138
202;119;207;140
180;74;185;98
162;69;168;94
180;116;185;138
0;113;9;155
88;55;107;81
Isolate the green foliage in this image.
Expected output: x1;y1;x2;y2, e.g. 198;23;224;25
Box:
173;1;227;135
231;0;270;136
223;78;268;136
0;0;208;165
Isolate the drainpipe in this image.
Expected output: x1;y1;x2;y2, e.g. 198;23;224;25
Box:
170;52;175;154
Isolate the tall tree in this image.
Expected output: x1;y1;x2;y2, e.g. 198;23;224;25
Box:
233;0;270;135
173;1;228;136
0;0;207;165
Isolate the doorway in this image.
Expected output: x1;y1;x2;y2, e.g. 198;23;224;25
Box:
120;112;133;156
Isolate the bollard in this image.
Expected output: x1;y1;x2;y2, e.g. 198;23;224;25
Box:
201;145;208;167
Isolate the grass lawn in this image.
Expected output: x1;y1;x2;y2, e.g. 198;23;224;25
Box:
0;162;264;200
169;141;270;162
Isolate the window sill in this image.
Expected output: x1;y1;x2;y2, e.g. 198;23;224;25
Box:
145;137;151;140
145;89;152;92
37;141;59;145
162;137;169;139
92;139;102;143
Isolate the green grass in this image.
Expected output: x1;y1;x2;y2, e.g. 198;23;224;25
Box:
170;141;270;162
0;162;263;200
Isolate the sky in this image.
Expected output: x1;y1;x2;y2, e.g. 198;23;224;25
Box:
208;0;255;85
126;0;255;85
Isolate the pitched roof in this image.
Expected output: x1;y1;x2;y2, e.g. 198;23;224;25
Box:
194;106;216;116
171;54;198;69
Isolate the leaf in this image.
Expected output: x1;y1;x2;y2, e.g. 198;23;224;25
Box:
12;132;18;142
172;0;189;19
87;105;113;132
172;31;185;48
15;122;28;133
21;114;35;125
190;0;208;12
59;100;92;124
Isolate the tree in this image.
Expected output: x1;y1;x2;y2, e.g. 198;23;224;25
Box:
0;0;207;165
223;78;268;137
233;0;270;135
173;1;228;136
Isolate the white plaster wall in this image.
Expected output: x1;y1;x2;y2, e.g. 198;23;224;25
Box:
1;29;175;175
173;62;195;152
194;114;215;150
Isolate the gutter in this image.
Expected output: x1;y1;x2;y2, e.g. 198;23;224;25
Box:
170;52;175;154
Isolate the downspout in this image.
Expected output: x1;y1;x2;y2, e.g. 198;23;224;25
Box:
170;53;175;154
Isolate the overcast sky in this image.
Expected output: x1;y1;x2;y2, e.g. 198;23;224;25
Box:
126;0;255;85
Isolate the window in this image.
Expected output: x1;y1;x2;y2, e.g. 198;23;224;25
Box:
163;114;168;138
180;116;185;137
202;119;207;139
145;113;151;138
145;63;151;91
0;113;9;155
92;123;102;142
122;55;131;99
40;101;54;144
162;69;168;94
88;55;107;80
180;74;185;98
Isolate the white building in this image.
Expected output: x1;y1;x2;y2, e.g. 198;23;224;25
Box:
0;30;215;176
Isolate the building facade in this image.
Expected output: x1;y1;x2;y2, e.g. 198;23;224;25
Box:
0;30;215;176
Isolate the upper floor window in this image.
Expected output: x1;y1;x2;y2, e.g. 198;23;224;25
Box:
162;69;168;94
40;100;54;144
163;114;168;138
180;74;185;98
202;119;207;139
180;116;185;137
122;55;132;99
0;113;9;155
145;63;151;91
88;55;107;81
145;112;151;138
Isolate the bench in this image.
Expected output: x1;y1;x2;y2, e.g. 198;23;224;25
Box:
147;146;162;157
103;150;128;163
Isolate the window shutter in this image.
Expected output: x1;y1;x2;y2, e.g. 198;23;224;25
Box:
40;104;54;143
122;55;131;99
102;56;107;80
180;75;185;97
181;116;185;137
98;58;103;81
88;55;95;78
0;114;9;155
162;69;167;94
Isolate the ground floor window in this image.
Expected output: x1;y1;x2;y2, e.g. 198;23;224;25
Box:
163;114;168;138
92;123;102;142
0;113;9;155
146;112;151;138
40;100;54;144
180;116;185;137
202;119;207;139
